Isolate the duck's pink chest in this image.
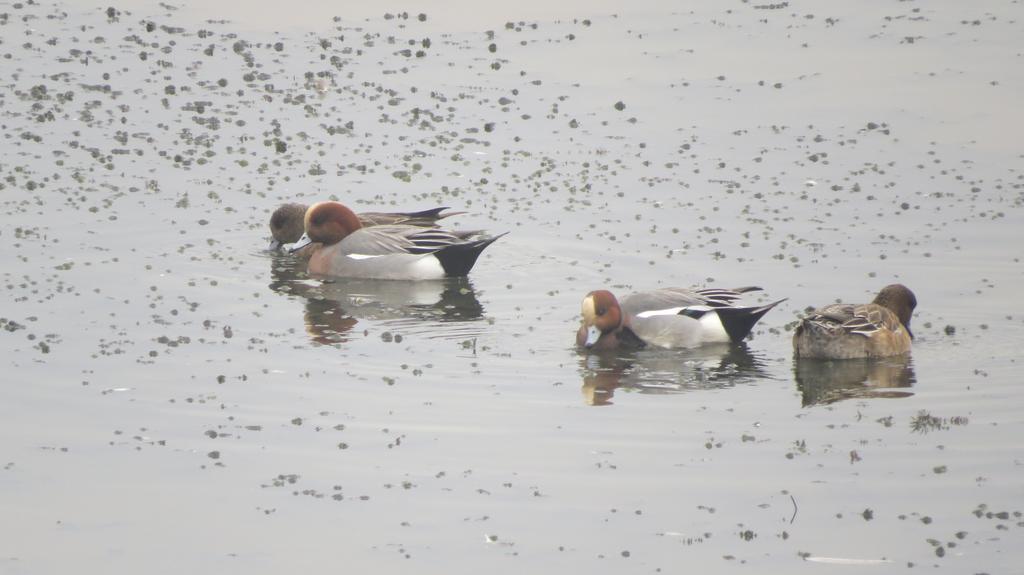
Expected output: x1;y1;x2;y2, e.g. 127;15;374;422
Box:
307;247;333;275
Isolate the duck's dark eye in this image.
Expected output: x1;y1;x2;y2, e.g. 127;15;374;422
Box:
596;307;606;316
311;212;327;225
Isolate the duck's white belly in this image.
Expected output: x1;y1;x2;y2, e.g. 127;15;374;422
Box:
312;249;446;280
632;309;730;348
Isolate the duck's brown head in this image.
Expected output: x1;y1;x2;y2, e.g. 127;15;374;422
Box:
873;284;917;338
304;201;364;246
577;290;623;350
268;203;308;249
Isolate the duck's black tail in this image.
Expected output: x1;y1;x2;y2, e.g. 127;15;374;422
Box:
715;298;787;343
435;233;507;277
400;207;466;223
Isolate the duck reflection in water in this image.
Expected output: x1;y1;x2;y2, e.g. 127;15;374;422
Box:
302;298;360;345
578;343;769;406
794;356;916;407
267;254;485;345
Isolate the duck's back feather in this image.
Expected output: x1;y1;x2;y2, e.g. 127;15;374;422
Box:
794;303;911;359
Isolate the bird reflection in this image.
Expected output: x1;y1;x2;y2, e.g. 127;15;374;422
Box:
266;252;485;345
303;297;359;345
793;355;916;406
578;343;770;406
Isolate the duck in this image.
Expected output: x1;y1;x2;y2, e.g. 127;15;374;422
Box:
793;284;917;359
577;286;785;350
267;202;462;251
289;201;503;280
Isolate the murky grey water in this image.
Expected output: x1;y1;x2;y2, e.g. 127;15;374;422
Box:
2;1;1022;573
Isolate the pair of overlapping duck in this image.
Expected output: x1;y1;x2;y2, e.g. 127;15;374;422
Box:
269;201;917;360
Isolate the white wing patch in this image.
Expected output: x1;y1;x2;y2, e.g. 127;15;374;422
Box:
347;253;383;260
636;306;686;319
636;304;714;319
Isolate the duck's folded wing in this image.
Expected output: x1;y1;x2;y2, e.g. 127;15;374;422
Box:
621;289;704;317
694;286;762;307
809;303;888;337
815;304;856;324
358;207;463;227
842;303;900;336
342;226;470;256
623;287;759;316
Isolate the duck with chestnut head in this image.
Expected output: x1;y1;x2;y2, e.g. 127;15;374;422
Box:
578;286;785;351
268;202;462;252
289;201;503;280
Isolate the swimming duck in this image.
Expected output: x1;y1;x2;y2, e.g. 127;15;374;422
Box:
289;201;503;280
268;202;461;251
793;284;917;359
578;286;785;350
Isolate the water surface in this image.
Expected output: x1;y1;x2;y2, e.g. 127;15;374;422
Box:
1;1;1022;573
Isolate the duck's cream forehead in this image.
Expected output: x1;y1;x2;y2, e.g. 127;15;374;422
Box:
581;294;597;321
304;201;329;229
